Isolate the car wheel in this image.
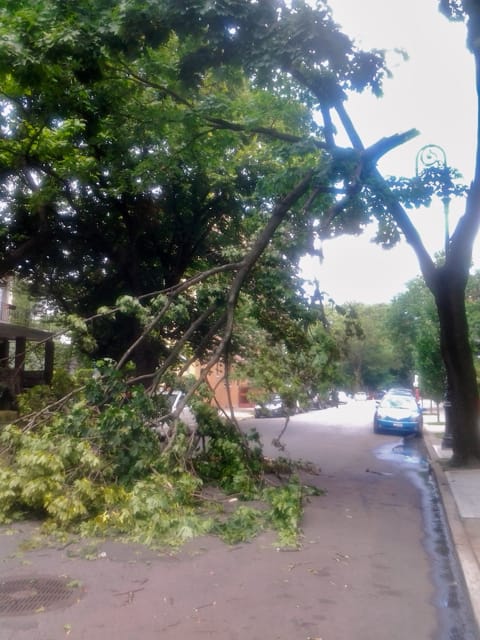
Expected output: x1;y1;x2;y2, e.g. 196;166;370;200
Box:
415;422;424;438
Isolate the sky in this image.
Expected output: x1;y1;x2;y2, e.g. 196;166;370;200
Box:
300;0;477;304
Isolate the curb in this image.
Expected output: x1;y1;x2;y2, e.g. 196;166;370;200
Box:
423;431;480;632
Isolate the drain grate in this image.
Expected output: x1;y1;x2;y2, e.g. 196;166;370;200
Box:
0;576;80;616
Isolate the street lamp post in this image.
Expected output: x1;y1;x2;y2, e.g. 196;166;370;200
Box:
415;144;452;256
415;144;453;449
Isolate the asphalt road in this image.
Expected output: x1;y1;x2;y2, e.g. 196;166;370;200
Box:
0;400;478;639
242;400;479;640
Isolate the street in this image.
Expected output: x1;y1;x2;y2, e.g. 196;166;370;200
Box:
242;400;479;640
1;401;479;640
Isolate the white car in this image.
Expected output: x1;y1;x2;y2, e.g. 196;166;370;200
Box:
254;394;286;418
354;391;368;401
154;390;196;436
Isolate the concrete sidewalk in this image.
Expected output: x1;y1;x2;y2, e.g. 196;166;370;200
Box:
423;414;480;632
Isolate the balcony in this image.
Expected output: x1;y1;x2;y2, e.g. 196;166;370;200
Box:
0;302;35;326
0;302;54;405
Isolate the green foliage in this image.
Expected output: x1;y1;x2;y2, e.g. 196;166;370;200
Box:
194;415;263;498
1;0;311;353
63;315;97;354
0;359;312;548
388;277;445;400
210;480;313;547
466;271;480;380
296;269;480;401
80;473;212;548
333;303;404;392
0;423;104;523
17;369;75;415
387;270;480;399
212;505;265;544
235;296;345;414
263;480;304;548
0;0;394;382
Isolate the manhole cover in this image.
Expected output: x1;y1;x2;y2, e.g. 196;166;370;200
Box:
0;576;81;616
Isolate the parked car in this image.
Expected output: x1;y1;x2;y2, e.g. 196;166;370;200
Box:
386;386;415;398
354;391;368;401
373;392;423;437
254;394;286;418
154;390;196;437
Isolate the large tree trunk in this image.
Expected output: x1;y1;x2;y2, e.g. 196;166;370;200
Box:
432;266;480;465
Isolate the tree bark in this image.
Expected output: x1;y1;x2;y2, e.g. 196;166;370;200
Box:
330;135;480;465
432;265;480;465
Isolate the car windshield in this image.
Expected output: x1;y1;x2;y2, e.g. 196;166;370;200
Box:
381;395;418;411
388;387;413;396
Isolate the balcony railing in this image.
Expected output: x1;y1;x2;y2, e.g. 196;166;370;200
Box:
0;303;33;326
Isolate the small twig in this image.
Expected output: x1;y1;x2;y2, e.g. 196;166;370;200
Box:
193;601;216;612
113;587;145;597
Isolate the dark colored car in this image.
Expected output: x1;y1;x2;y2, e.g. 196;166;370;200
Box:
373;393;423;437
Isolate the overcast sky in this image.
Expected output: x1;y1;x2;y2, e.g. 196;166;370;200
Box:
301;0;477;304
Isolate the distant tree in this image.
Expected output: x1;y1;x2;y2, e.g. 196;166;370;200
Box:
336;303;403;392
234;300;343;412
389;278;445;404
465;270;480;379
388;270;480;410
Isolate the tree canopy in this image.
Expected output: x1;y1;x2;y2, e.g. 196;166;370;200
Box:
1;1;480;463
0;0;347;373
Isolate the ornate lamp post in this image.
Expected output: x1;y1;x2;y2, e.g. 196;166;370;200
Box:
415;144;453;449
415;144;451;256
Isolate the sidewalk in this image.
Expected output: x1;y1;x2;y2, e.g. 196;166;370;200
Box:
423;413;480;631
